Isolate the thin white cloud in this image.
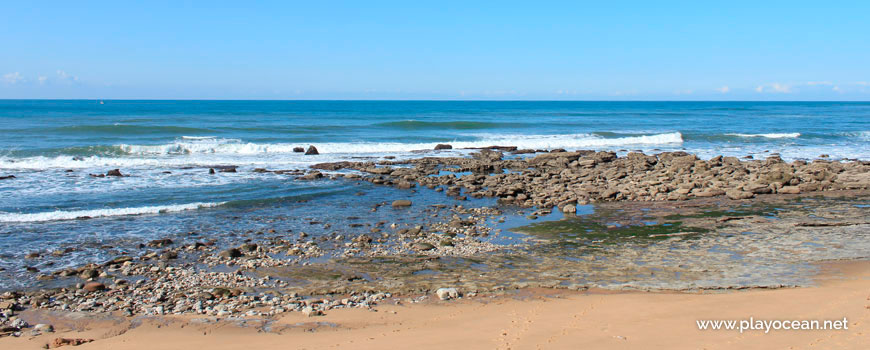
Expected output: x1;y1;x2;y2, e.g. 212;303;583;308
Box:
38;76;47;84
2;72;24;84
806;81;833;86
755;83;792;93
832;85;842;92
56;70;79;82
716;86;730;93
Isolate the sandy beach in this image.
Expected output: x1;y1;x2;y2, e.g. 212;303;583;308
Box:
1;260;867;349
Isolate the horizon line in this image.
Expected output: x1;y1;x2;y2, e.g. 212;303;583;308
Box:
2;98;870;103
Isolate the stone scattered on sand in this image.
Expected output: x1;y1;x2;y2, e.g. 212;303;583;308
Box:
33;324;54;333
411;242;435;251
51;337;94;348
82;282;105;293
435;287;460;300
302;306;323;317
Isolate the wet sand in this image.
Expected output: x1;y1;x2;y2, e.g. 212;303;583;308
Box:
3;260;868;349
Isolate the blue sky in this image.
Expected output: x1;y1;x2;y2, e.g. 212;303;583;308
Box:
1;1;868;100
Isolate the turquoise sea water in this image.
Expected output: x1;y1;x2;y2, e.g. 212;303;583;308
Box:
0;100;867;288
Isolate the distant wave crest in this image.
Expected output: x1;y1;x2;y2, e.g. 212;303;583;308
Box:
0;202;224;223
726;133;801;139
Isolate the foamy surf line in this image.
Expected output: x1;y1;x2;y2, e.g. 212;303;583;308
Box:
120;132;684;155
726;133;801;139
0;202;225;223
0;132;684;170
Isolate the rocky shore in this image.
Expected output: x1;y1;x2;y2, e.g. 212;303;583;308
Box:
2;148;869;343
311;149;870;210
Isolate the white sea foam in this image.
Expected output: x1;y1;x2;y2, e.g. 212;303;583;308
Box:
726;133;801;139
0;132;684;170
120;132;684;155
180;135;219;140
0;202;224;223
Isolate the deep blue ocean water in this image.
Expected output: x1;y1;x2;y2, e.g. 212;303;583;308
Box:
0;100;868;288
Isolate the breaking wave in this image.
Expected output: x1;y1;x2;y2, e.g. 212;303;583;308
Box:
0;202;224;223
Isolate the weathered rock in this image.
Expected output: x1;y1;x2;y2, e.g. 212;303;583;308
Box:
78;269;99;279
434;144;453;150
779;186;801;194
0;175;15;180
34;324;54;333
411;242;435;251
51;338;94;348
311;162;352;171
435;287;460;300
561;204;577;214
391;199;412;208
239;243;258;253
302;306;323;317
103;256;133;267
726;190;755;200
106;169;123;177
745;183;773;194
299;171;323;180
218;248;243;258
293;147;305;153
82;282;105;292
305;146;319;155
147;238;173;247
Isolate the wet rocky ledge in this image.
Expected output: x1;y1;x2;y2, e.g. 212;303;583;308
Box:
306;148;870;209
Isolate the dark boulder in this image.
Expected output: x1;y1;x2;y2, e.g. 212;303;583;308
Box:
218;248;243;258
305;146;319;155
106;169;123;177
434;144;453;150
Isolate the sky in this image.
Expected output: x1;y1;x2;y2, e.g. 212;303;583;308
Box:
1;1;869;100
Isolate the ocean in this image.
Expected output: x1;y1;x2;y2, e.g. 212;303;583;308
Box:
0;100;868;289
